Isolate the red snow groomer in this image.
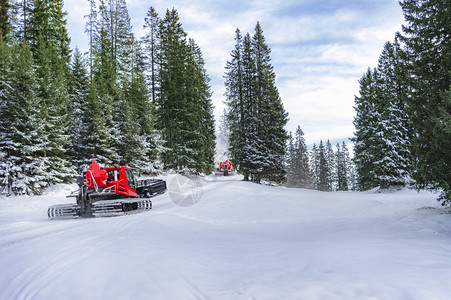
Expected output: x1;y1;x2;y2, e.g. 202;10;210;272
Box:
48;159;166;219
216;159;233;176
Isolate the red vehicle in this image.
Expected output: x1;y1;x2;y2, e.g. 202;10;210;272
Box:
48;159;166;219
218;159;233;176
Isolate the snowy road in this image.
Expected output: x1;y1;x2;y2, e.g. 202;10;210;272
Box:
1;175;451;299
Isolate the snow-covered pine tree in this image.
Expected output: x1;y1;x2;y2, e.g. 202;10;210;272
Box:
285;126;312;188
373;39;411;189
225;28;246;176
84;0;97;82
0;0;13;40
309;143;319;190
251;22;288;183
317;140;330;192
68;47;91;172
86;0;118;164
185;39;215;174
352;68;382;190
12;0;34;43
29;1;75;184
325;139;336;191
0;41;46;195
342;142;358;191
398;0;451;204
33;35;75;184
335;142;348;191
142;6;160;103
225;23;288;183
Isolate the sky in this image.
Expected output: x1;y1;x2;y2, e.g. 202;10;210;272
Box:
63;0;405;148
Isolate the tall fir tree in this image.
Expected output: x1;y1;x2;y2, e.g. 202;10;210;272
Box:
285;125;312;188
352;68;381;190
142;6;160;103
325;139;335;191
68;47;90;171
225;23;288;183
373;39;411;188
398;0;451;204
34;34;75;184
0;0;13;40
155;8;215;173
310;143;320;190
0;41;46;195
335;142;348;191
317;140;330;192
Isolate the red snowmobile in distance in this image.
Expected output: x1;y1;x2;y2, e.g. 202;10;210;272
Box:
48;159;167;219
216;159;234;176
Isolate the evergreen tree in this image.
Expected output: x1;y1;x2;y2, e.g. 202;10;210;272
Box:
225;28;246;176
68;47;90;171
88;0;118;164
0;0;13;39
336;142;348;191
285;126;311;188
185;39;215;174
157;8;190;170
155;8;215;173
325;139;335;191
34;34;74;184
29;0;71;65
142;6;159;103
0;41;45;195
225;23;288;183
352;68;381;190
310;143;319;190
317;140;329;192
84;0;97;81
373;39;411;188
12;0;33;42
398;0;451;204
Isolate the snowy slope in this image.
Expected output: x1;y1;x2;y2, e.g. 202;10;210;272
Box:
1;175;451;300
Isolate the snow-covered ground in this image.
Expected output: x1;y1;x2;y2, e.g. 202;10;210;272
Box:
1;175;451;300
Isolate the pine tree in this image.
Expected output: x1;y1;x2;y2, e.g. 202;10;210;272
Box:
325;139;335;191
373;39;411;188
155;8;215;173
34;34;74;184
225;28;246;176
251;22;288;183
317;140;330;192
336;142;348;191
0;41;45;195
225;23;288;183
87;0;118;164
157;8;189;170
84;0;97;81
29;0;71;64
310;143;319;190
185;39;215;174
68;47;90;171
12;0;33;42
285;126;312;188
398;0;451;204
352;68;381;190
142;6;160;103
0;0;13;40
